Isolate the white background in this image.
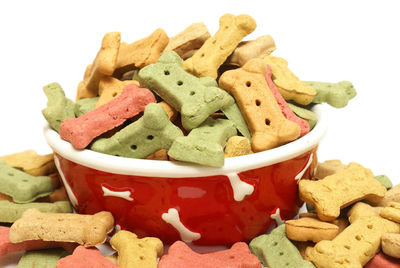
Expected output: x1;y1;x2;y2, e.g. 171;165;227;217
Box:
0;0;399;266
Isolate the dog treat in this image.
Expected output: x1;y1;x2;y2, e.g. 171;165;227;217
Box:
299;162;387;221
183;14;256;79
56;246;118;268
219;58;301;152
288;103;318;129
91;103;183;158
375;175;393;189
145;149;169;160
110;230;163;268
380;202;400;223
382;233;400;258
285;217;339;243
96;77;139;108
304;80;357;108
376;184;400;207
249;224;315;268
116;28;168;74
264;55;316;105
0;150;55;177
61;84;156;149
138;51;235;130
224;136;253;158
221;102;252;140
0;200;72;223
9;209;114;247
165;22;210;59
307;202;400;267
37;186;69;203
365;252;400;268
226;35;276;67
74;97;99;117
0;160;54;203
314;159;346;179
42;82;75;132
17;248;70;268
168;118;236;167
265;64;310;137
0;226;76;258
76;32;121;100
159;241;262;268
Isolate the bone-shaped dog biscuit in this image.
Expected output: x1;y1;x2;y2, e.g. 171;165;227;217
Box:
264;55;316;105
9;209;114;247
183;13;256;79
299;162;387;221
56;246;118;268
382;233;400;259
307;202;400;268
76;32;121;100
110;230;163;268
380;202;400;223
219;58;301;152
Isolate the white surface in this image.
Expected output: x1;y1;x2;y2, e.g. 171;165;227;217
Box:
1;0;400;266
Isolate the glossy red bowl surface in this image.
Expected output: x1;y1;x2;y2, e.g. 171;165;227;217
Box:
44;105;327;246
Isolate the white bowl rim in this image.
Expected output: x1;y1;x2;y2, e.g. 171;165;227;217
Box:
43;104;328;178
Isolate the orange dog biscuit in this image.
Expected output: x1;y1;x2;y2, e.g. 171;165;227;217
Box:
77;32;121;100
219;58;300;152
300;162;387;221
9;209;114;247
380;202;400;223
95;77;139;108
183;13;256;79
263;55;316;105
285;217;339;243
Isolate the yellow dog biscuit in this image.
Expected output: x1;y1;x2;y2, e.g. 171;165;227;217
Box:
116;28;168;73
9;208;114;247
95;77;139;108
77;32;121;100
183;13;256;79
224;136;253;158
300;162;387;221
0;150;55;176
226;35;276;67
263;55;316;105
314;159;346;179
285;217;339;243
382;233;400;258
380;202;400;223
165;22;210;59
219;58;300;152
308;202;400;268
110;230;163;268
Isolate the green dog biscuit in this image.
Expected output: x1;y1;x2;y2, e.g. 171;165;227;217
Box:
17;248;70;268
0;160;54;204
0;200;72;223
288;103;317;129
375;175;392;189
138;51;236;131
42;82;75;132
168;118;236;167
91;103;183;158
304;80;356;108
249;224;316;268
74;97;99;117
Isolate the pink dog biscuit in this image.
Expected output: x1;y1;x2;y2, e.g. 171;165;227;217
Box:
60;84;156;149
365;252;400;268
265;64;310;137
0;226;76;258
56;246;118;268
158;241;262;268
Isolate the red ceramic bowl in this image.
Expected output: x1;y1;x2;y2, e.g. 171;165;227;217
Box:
44;105;327;246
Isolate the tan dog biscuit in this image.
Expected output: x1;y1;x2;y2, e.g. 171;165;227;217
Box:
380;202;400;223
95;77;139;108
264;55;316;105
165;22;210;59
300;162;387;221
285;217;339;243
9;209;114;247
226;35;276;67
183;13;256;79
382;233;400;258
0;150;55;177
224;136;253;158
116;28;169;73
307;202;400;267
314;159;346;179
77;32;121;100
145;149;169;161
110;230;163;268
376;184;400;207
219;58;300;152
